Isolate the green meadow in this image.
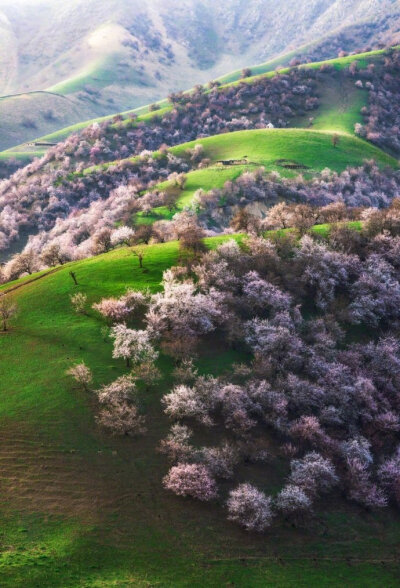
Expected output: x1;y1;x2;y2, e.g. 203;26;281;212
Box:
134;129;397;224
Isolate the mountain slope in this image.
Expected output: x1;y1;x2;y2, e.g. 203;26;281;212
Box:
0;92;96;152
0;0;399;150
1;237;400;586
0;9;18;94
1;45;392;158
1;46;399;263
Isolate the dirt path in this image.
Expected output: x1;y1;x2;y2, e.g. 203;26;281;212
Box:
0;266;64;297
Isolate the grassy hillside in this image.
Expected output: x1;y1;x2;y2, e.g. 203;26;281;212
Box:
127;128;397;224
0;91;98;152
0;235;400;586
2;45;397;160
172;128;396;169
226;47;389;88
217;45;389;86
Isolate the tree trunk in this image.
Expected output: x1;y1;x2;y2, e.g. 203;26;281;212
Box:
69;271;78;285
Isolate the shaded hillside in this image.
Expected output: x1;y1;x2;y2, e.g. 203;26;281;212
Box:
0;92;96;152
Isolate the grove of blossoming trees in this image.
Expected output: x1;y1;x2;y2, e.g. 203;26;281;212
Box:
354;50;400;156
75;217;400;532
1;48;400;272
0;66;320;260
194;162;400;231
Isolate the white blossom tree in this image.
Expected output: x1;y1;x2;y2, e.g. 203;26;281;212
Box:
70;292;87;315
110;325;158;367
227;483;274;532
0;296;17;331
275;484;312;519
96;374;137;404
111;226;135;247
96;400;146;436
163;463;218;501
66;362;93;392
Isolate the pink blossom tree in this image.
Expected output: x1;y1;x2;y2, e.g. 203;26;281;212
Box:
93;290;147;323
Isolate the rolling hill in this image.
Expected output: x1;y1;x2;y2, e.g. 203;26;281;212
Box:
1;12;400;586
0;0;399;151
1;235;400;586
0;45;399;264
1;44;394;160
133;129;398;225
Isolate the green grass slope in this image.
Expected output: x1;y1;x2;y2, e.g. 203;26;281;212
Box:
129;128;397;224
171;128;396;169
2;46;396;161
216;36;398;85
0;236;399;586
222;47;391;90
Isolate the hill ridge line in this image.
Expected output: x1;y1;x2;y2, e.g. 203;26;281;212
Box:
0;90;73;102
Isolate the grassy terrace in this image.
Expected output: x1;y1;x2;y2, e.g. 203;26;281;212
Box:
0;232;399;586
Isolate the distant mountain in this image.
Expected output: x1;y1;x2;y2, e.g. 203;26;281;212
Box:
0;0;399;151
